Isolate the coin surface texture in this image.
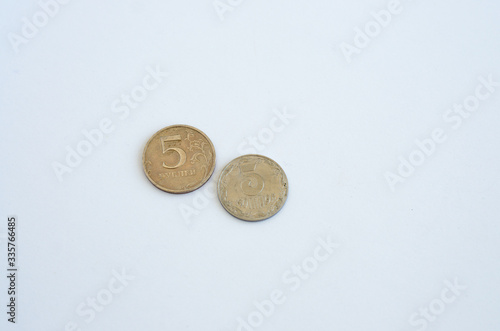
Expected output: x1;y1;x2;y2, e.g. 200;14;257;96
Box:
143;125;216;193
217;155;288;221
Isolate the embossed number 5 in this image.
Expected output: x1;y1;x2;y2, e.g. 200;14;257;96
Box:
160;135;186;169
240;167;264;196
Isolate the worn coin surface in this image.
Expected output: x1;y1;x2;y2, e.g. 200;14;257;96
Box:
143;125;216;193
217;154;288;221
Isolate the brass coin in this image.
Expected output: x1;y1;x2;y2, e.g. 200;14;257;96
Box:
217;154;288;221
143;125;216;194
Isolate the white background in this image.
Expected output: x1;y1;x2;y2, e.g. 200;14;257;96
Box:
1;0;500;330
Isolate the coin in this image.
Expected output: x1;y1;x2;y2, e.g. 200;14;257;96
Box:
143;125;216;194
217;154;288;221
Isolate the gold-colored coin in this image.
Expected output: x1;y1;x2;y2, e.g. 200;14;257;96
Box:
217;154;288;221
142;125;216;194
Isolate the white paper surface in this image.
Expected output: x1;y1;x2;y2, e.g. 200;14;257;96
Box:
1;1;499;330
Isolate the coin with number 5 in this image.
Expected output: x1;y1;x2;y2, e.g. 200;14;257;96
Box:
217;155;288;221
143;125;216;193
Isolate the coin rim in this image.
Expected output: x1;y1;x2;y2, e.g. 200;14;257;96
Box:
217;154;288;221
142;124;216;194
